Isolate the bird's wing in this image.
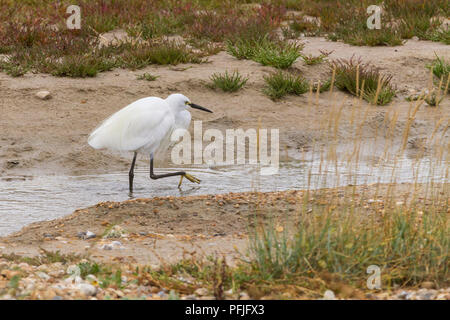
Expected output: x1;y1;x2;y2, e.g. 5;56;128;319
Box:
154;110;192;160
88;97;174;153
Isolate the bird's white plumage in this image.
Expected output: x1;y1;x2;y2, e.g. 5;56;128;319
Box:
88;94;192;156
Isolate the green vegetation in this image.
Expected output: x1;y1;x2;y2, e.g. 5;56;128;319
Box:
208;70;248;92
227;36;303;69
263;71;309;100
0;1;447;77
300;50;333;65
333;56;396;105
137;73;159;81
1;249;84;266
426;54;450;80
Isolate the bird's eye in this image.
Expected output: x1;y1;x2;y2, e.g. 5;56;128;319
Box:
185;101;190;105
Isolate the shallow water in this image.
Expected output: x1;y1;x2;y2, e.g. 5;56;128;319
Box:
0;156;447;236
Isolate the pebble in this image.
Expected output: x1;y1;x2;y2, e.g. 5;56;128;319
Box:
418;291;436;300
77;232;86;239
36;272;50;281
85;231;96;239
76;283;97;297
397;291;409;299
78;231;96;240
239;292;251;300
100;244;113;250
111;241;122;247
322;290;336;300
35;91;52;100
194;288;208;296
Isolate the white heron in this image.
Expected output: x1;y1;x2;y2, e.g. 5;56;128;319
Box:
87;93;213;194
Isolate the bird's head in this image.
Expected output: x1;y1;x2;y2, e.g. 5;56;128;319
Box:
166;93;212;113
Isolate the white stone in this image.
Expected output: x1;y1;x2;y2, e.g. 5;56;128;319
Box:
323;290;336;300
36;272;50;281
36;91;52;100
76;283;97;296
194;288;208;296
85;231;96;239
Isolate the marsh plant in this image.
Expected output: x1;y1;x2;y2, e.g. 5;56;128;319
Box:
208;70;248;92
227;36;304;69
300;50;333;66
427;54;450;80
263;71;309;100
333;56;396;105
424;90;444;107
137;72;159;81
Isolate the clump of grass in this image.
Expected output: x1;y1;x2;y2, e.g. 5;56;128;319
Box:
77;261;102;278
282;15;320;39
1;249;84;266
120;40;204;69
137;72;159;81
225;37;260;60
300;50;333;66
263;71;308;100
425;90;444;107
227;36;303;69
333;56;396;105
426;53;450;80
428;28;450;45
248;204;449;286
50;55;117;78
0;62;28;77
312;79;332;93
208;70;248;92
253;41;303;69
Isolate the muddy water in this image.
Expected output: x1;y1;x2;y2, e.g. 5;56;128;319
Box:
0;157;447;236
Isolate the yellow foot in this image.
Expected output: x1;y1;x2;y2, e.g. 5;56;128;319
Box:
178;173;201;188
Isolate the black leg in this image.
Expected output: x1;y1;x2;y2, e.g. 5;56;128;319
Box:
129;152;137;194
149;156;186;180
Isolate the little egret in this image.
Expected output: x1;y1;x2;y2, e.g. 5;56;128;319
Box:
88;93;212;194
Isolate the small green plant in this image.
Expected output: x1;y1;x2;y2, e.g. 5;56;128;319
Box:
312;79;332;93
333;56;396;105
77;261;102;278
424;90;444;107
208;70;248;92
426;53;450;80
137;72;159;81
0;62;28;77
300;50;333;65
120;41;204;69
226;38;260;60
227;36;303;69
263;71;309;100
253;40;303;69
100;270;123;289
8;275;21;289
51;55;116;78
428;28;450;45
1;249;84;266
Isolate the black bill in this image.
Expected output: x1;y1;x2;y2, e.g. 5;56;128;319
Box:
190;103;213;113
